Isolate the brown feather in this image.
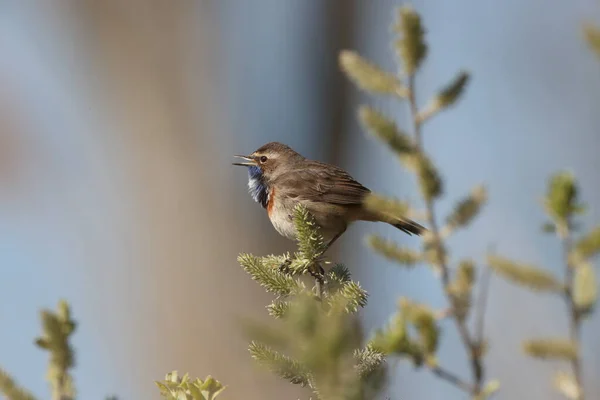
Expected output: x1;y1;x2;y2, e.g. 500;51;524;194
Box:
272;160;370;205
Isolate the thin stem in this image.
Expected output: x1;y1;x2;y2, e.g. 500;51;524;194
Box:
407;76;484;395
562;231;584;398
475;264;493;345
430;365;476;393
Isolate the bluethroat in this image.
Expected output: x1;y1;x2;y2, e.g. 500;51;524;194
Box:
233;142;425;256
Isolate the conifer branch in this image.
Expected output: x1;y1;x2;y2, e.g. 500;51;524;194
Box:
249;342;314;388
353;346;386;378
238;254;301;297
267;300;291;319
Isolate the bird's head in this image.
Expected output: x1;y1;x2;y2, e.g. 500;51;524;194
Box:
233;142;303;183
233;142;304;207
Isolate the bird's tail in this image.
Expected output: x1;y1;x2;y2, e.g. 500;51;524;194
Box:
358;208;426;236
389;218;426;236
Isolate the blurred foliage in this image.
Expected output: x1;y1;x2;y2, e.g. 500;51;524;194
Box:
339;4;493;399
366;235;422;267
0;369;37;400
0;301;227;400
488;255;564;293
239;205;382;400
155;372;226;400
1;4;599;400
35;301;77;400
523;339;579;361
0;301;77;400
491;170;599;399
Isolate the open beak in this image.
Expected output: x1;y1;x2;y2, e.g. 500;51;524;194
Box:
232;155;257;167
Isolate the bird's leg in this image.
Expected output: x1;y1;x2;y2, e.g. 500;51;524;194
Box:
309;263;325;301
309;230;345;300
319;229;345;258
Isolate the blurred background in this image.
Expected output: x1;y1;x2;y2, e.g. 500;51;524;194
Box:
1;1;600;399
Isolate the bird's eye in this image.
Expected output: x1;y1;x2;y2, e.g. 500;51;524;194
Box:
260;156;268;163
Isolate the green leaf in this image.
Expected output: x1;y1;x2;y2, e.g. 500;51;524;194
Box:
400;298;440;354
573;263;597;316
419;71;471;122
488;255;563;293
367;235;421;267
436;71;470;109
447;260;476;321
339;50;407;96
371;312;424;366
445;185;487;230
554;371;581;400
523;338;578;361
583;23;600;59
394;6;427;75
543;171;585;228
571;226;600;264
412;153;443;201
359;106;414;156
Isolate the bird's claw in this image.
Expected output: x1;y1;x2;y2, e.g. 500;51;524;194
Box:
278;258;292;274
308;265;325;279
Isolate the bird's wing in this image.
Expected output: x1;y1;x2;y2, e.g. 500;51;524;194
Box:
275;161;370;205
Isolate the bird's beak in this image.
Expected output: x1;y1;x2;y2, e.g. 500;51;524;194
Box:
232;155;257;167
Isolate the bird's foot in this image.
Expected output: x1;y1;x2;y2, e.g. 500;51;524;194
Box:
278;258;292;275
308;264;325;279
309;262;326;301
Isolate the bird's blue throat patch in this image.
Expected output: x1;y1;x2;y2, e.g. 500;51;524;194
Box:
247;165;268;208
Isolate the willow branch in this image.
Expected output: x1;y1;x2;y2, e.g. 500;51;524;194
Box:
561;229;584;398
430;365;476;393
406;76;484;395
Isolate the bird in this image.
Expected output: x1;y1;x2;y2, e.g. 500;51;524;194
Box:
233;142;425;254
